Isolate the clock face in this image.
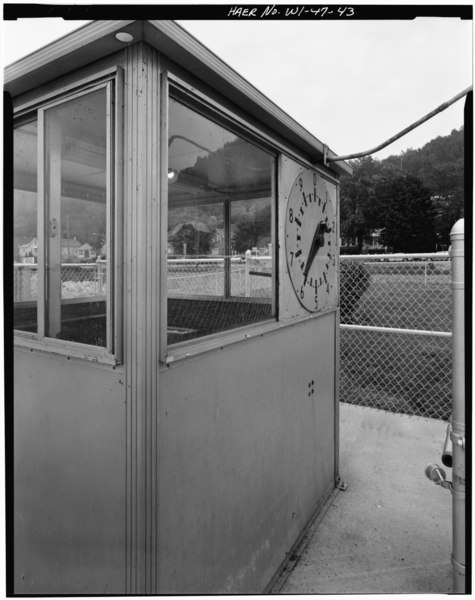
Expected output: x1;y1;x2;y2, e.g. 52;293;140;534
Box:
285;169;337;312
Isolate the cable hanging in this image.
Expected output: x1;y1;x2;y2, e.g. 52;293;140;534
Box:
325;86;472;165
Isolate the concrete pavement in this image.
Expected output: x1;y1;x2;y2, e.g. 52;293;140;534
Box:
275;403;453;594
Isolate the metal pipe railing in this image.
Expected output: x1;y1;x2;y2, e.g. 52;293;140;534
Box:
340;323;451;338
340;252;449;261
423;219;465;592
449;218;465;593
327;86;472;163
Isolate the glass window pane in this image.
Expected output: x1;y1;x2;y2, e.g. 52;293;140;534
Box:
14;120;38;333
167;98;275;346
44;88;109;347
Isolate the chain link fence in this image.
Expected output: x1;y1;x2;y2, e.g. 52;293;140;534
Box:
167;254;272;298
339;253;452;420
14;261;107;301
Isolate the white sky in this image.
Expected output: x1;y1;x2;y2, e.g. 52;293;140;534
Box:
1;2;473;160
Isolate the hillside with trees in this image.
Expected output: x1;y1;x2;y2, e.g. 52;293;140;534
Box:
340;127;465;253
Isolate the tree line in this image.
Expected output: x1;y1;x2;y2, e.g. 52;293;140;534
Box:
340;127;464;253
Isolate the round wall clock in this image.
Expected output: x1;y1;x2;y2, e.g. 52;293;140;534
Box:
285;169;337;312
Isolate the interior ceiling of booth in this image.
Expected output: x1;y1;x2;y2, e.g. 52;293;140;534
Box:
15;134;106;201
168;174;270;208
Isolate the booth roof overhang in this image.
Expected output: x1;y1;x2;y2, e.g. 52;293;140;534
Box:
5;19;352;177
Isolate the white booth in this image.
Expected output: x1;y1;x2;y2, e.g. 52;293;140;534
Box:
8;20;351;594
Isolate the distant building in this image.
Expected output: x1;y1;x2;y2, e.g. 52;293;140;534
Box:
60;237;82;260
18;237;38;261
17;236;86;262
365;228;385;253
76;243;96;261
340;229;387;255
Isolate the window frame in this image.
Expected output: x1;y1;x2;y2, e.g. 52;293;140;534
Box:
13;70;123;366
13;115;39;338
161;72;279;363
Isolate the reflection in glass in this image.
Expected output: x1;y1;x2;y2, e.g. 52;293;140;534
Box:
167;98;275;346
230;198;272;298
14;120;38;333
44;88;109;347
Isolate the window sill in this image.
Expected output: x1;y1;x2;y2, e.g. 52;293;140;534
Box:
163;307;337;367
14;333;118;367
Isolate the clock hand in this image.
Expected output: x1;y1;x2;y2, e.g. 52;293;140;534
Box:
303;221;324;285
303;221;331;286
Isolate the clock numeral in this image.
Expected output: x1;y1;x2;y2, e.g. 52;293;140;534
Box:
295;217;302;228
299;178;303;191
289;251;294;266
300;287;305;299
289;208;293;223
314;295;318;309
302;191;307;206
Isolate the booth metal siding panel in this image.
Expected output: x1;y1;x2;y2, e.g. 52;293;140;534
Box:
13;348;126;594
157;312;336;593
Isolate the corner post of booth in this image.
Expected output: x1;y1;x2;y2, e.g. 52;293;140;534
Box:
123;41;162;594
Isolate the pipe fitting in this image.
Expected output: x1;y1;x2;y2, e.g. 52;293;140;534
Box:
441;424;453;468
425;463;452;491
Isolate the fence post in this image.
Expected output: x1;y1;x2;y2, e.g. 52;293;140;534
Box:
450;218;465;593
245;250;252;297
95;261;106;295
